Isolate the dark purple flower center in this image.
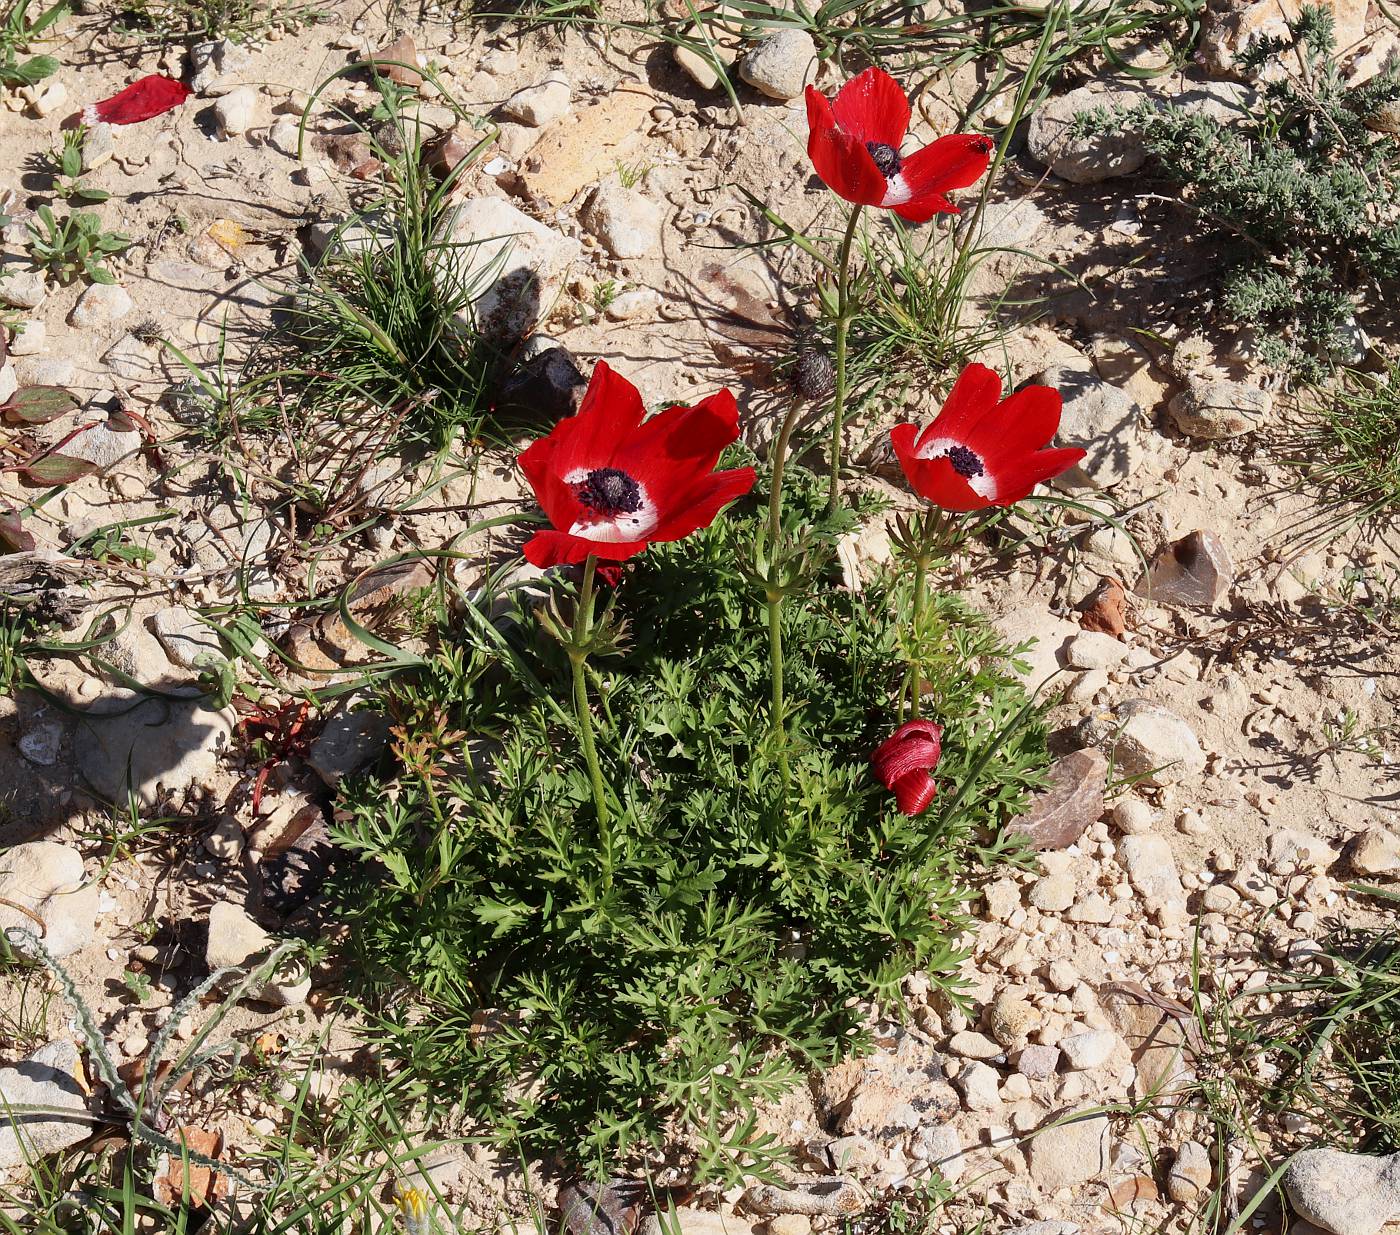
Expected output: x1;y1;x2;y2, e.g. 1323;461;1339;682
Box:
577;467;642;516
865;141;902;178
947;445;984;478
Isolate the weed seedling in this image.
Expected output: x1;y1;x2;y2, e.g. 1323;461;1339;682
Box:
26;205;130;285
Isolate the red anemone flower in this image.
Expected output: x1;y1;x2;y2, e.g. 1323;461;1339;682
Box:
806;67;994;223
517;361;757;569
872;720;943;817
890;363;1086;513
84;74;192;126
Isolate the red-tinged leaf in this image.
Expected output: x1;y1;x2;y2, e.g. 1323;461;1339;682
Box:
21;454;98;484
3;385;79;425
0;511;35;553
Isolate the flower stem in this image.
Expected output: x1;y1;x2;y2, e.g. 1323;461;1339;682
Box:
766;397;803;780
570;554;610;871
909;543;928;720
827;204;864;519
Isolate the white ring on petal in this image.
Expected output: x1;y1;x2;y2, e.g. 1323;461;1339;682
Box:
880;173;912;207
563;468;660;543
912;436;998;501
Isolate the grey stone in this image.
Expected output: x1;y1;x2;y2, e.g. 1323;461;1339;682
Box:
214;86;259;137
502;72;571;127
1138;530;1234;608
15;356;75;388
205;901;310;1006
1119;834;1186;912
0;1041;96;1169
1017;1044;1061;1081
738;29;817;100
0;842;99;959
1169;1140;1212;1204
7;319;45;355
1028;1108;1111;1192
437;196;581;343
307;708;391;787
1060;631;1127;669
1058;1029;1117;1071
68;283;133;330
954;1060;1002;1111
1040;364;1147;490
0;270;48;310
1112;699;1205;787
102;333;157;381
60;421;142;471
1168;377;1270;439
17;721;61;767
74;693;236;808
1283;1148;1400;1235
150;606;224;670
580;179;663;259
1027;87;1146;183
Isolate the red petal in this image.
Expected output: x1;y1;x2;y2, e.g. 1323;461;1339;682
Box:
549;360;649;475
806;86;888;207
967;383;1063;462
890;135;994;223
613;388;741;493
648;466;756;544
919;363;1002;452
893;453;990;511
831;67;910;148
893;771;938;816
517;435;585;532
522;529;650;568
985;447;1087;507
871;722;943;789
87;74;191;126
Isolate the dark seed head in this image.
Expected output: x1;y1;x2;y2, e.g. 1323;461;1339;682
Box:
865;141;902;178
792;349;835;401
577;467;643;516
947;444;984;479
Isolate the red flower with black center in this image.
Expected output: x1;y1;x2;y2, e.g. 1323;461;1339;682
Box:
517;361;757;569
83;74;192;126
889;363;1086;513
872;720;943;817
805;67;995;223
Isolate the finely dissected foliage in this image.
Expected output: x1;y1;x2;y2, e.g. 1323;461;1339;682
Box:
1080;5;1400;377
331;471;1047;1180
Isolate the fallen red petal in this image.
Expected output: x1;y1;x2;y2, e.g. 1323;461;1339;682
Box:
87;74;192;126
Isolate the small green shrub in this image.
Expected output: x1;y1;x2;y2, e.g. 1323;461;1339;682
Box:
114;0;321;42
331;469;1047;1181
1080;5;1400;378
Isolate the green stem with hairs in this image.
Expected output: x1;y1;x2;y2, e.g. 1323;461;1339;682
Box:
766;397;804;781
570;554;610;875
910;546;928;720
827;204;864;519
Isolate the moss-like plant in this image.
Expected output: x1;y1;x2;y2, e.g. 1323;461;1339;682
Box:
1078;5;1400;378
330;468;1047;1182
